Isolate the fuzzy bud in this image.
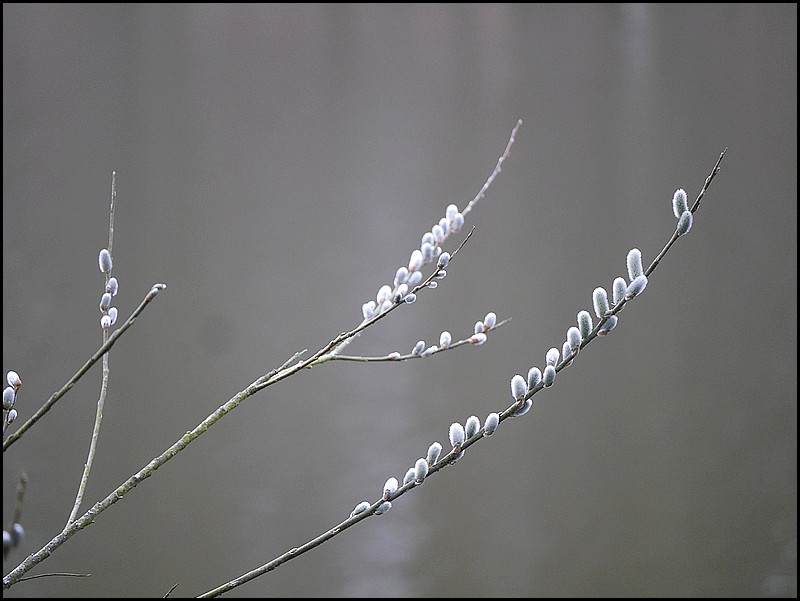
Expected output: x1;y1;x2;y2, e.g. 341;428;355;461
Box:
483;412;500;436
627;248;644;282
383;477;399;499
470;333;487;345
446;204;459;221
598;315;618;335
677;210;693;235
408;271;423;287
510;375;527;401
404;293;417;304
527;367;542;391
377;285;393;306
511;399;532;417
451;212;464;232
567;326;582;352
3;387;14;411
387;352;401;360
375;501;392;515
420;345;438;357
432;224;445;245
437;252;450;269
474;321;485;334
483;311;497;330
546;347;560;367
593;287;609;319
394;267;409;287
415;457;429;483
439;331;452;349
625;275;648;300
577;310;593;339
100;292;112;312
100;315;112;330
449;422;466;448
403;468;417;486
350;501;371;517
542;364;556;387
106;276;119;296
412;340;425;355
465;415;481;439
6;371;21;390
427;442;443;466
672;188;689;218
613;277;628;306
408;249;424;272
108;307;118;325
98;248;112;273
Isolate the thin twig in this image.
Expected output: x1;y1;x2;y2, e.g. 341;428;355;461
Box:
2;124;519;591
196;149;726;598
66;174;119;526
462;119;522;217
2;284;166;451
331;318;512;362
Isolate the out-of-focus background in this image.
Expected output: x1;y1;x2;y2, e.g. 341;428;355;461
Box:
3;4;796;597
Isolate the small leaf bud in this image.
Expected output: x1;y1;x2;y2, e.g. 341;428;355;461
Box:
98;248;112;273
483;412;500;436
542;364;557;387
465;415;481;439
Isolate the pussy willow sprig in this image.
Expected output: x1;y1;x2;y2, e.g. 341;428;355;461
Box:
2;121;521;591
196;147;727;599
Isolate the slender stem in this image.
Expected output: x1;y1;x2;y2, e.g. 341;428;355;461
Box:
3;284;166;451
196;148;726;598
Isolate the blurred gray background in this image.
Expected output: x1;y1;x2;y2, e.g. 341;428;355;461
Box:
3;4;796;598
